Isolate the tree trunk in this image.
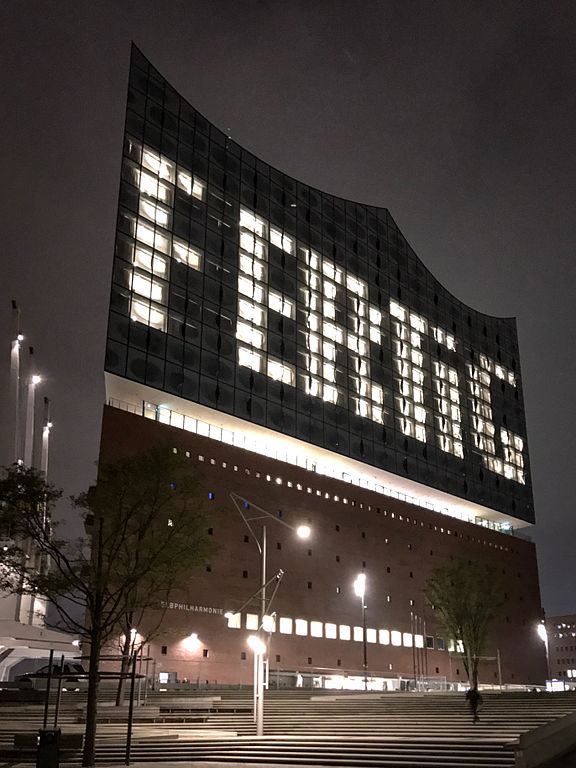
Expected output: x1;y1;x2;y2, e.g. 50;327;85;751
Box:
115;651;130;707
82;631;102;767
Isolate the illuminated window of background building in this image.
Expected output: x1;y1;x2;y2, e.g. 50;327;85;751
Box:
279;617;293;635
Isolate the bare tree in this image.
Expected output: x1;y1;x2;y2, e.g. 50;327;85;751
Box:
0;446;212;767
424;559;503;691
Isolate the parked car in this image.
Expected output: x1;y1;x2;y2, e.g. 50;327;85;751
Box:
16;663;88;691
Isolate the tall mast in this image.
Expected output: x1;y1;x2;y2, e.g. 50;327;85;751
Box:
24;347;41;467
10;300;23;463
40;397;52;478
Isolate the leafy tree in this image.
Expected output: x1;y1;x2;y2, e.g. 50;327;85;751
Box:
424;559;503;690
0;446;212;767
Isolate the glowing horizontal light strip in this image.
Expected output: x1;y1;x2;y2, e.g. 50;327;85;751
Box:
228;609;429;649
105;373;525;533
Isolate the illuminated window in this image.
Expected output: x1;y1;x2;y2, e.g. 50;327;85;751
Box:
130;272;166;304
339;625;351;641
295;619;308;636
367;628;377;644
270;227;294;254
323;384;339;404
304;377;321;397
403;632;413;647
415;424;426;442
226;613;241;629
379;629;390;645
323;322;344;344
136;221;170;254
310;621;323;638
240;208;267;238
267;358;295;385
138;170;172;204
325;623;337;639
269;291;294;318
391;630;402;647
390;300;407;322
238;299;266;326
141;146;175;182
246;614;258;630
130;299;166;331
323;341;336;361
353;626;364;642
236;322;265;349
172;238;202;270
279;617;293;635
133;246;168;277
322;362;336;382
238;276;265;303
239;255;266;283
240;231;268;261
322;259;343;283
323;280;337;300
176;170;205;200
346;274;367;297
238;347;262;372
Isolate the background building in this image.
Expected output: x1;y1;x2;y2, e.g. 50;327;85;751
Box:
99;46;547;688
546;615;576;684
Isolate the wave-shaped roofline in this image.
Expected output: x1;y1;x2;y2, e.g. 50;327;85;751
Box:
132;43;518;328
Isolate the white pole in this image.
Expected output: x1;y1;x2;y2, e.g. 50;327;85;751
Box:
24;347;40;467
256;525;266;736
252;653;257;724
10;301;22;463
40;397;51;477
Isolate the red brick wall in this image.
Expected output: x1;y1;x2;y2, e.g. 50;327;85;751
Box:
99;405;547;687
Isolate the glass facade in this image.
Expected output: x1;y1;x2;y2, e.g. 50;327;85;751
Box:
105;46;534;524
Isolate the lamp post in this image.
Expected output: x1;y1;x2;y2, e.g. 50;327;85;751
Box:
354;572;368;691
537;620;550;684
229;493;311;736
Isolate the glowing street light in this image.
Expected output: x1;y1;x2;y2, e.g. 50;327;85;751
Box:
537;621;547;644
247;635;267;655
296;524;311;539
537;620;550;682
353;573;368;690
229;493;313;736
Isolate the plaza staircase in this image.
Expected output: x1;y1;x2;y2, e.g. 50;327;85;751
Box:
2;689;576;767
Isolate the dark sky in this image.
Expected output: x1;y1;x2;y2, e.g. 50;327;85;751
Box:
1;0;575;614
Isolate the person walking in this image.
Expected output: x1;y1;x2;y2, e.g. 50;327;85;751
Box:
465;687;483;723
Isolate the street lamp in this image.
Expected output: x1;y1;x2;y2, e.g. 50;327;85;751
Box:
353;572;368;690
537;620;550;683
229;493;312;736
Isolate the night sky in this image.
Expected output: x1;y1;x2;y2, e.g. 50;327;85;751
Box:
1;1;575;614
